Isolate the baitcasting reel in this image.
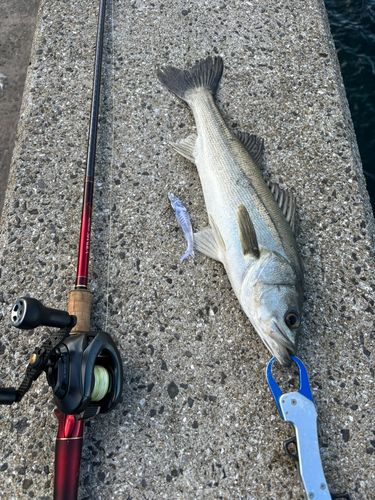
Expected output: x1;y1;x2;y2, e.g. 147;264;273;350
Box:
0;297;123;419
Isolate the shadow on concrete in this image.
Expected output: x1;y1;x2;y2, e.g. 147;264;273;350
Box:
0;0;41;218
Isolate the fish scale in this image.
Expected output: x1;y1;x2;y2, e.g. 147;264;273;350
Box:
193;101;288;261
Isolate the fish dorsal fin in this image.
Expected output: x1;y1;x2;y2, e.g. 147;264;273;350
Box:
208;214;226;252
170;134;197;163
237;205;260;258
234;131;264;168
265;179;296;232
194;227;223;262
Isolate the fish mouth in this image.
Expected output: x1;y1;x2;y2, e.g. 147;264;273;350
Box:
264;321;297;367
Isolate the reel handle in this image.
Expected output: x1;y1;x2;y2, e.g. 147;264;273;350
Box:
11;297;76;330
0;387;17;405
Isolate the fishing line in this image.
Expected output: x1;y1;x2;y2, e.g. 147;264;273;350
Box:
105;0;116;332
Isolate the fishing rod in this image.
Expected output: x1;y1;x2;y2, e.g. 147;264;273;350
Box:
0;0;123;499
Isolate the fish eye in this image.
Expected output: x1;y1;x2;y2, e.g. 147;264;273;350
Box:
285;311;300;329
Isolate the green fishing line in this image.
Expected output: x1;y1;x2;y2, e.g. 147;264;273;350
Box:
91;365;110;402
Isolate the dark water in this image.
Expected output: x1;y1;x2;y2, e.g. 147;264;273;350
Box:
324;0;375;212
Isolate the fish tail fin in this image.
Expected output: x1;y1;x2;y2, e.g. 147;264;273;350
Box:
157;56;223;102
180;247;194;263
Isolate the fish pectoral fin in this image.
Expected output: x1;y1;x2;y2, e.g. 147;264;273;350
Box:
194;227;223;262
170;134;197;163
234;131;264;169
265;179;296;232
208;214;226;252
237;205;260;258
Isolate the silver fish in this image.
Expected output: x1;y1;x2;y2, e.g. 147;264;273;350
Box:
158;56;304;366
168;192;194;262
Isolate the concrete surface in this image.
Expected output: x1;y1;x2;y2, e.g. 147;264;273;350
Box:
0;0;374;499
0;0;41;217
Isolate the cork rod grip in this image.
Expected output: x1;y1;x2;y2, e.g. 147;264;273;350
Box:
67;290;93;333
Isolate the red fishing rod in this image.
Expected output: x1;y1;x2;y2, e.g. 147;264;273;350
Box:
0;1;123;499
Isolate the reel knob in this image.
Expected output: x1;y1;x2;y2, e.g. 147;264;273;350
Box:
11;297;76;330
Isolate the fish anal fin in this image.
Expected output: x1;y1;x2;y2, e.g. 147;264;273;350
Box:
237;205;260;258
265;179;296;231
194;227;223;262
208;214;226;252
170;134;197;163
234;131;264;168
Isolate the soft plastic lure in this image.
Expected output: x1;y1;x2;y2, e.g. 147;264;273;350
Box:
168;192;194;262
0;74;6;91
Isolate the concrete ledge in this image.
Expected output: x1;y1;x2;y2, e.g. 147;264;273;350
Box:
0;0;374;499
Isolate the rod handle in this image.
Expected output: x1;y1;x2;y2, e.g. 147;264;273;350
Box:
54;410;83;500
68;290;93;333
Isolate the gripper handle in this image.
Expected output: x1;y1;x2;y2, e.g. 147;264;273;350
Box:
280;392;331;500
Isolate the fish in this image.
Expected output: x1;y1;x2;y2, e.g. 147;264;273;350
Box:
157;56;304;366
168;192;194;262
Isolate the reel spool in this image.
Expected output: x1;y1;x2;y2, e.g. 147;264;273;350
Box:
92;365;110;402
